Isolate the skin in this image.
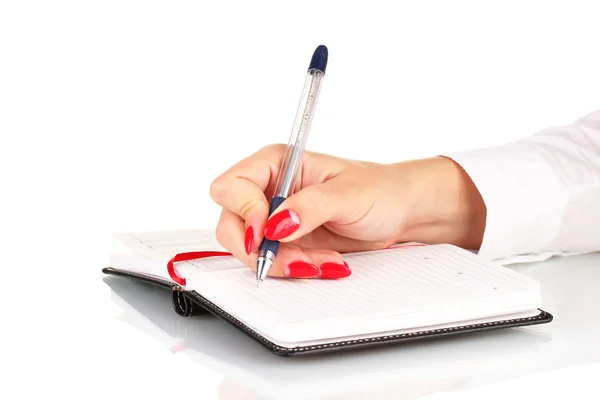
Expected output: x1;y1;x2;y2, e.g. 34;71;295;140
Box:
209;144;487;278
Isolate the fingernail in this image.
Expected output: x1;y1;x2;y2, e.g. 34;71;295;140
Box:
283;261;319;278
319;261;351;279
264;209;300;240
244;225;254;255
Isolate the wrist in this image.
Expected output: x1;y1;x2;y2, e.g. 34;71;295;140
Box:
395;156;487;249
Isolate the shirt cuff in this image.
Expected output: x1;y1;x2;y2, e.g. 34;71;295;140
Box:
443;142;568;264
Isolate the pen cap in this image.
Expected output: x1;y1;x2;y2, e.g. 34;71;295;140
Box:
308;45;328;73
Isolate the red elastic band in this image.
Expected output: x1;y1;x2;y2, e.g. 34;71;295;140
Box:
166;251;232;286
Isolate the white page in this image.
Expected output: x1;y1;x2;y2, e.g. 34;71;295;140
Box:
110;229;243;277
184;244;542;345
113;229;227;259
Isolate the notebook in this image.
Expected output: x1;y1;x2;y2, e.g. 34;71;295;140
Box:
102;229;553;356
104;273;551;399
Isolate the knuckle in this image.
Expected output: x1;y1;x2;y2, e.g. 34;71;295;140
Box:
209;175;228;203
259;143;286;156
238;198;261;221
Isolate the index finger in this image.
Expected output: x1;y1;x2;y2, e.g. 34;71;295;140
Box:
209;144;287;244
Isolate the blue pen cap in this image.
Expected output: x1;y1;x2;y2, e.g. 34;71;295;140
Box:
308;45;328;73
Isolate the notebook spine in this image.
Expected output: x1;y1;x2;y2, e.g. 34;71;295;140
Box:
172;287;210;316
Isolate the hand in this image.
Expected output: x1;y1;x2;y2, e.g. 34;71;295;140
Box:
209;144;486;279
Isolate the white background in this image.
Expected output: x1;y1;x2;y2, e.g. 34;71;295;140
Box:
1;1;599;399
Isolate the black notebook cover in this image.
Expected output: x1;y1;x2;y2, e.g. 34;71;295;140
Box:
101;266;553;357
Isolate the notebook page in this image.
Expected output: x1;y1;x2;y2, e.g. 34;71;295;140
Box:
111;229;242;274
185;244;541;344
114;229;227;259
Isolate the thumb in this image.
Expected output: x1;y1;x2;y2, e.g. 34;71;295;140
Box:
263;180;340;243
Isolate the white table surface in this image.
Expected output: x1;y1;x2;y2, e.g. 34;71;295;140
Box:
11;248;599;399
4;2;600;398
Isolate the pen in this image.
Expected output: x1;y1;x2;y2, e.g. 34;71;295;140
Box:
255;44;329;287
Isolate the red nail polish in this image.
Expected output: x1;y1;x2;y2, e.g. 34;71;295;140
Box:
244;225;254;255
284;261;319;278
319;262;351;279
264;209;300;240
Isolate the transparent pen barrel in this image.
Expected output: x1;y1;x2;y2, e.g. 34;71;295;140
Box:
275;69;325;198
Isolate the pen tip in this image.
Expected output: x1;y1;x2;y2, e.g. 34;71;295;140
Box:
309;45;328;73
256;280;261;288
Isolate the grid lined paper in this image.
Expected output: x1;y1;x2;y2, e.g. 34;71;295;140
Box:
114;229;227;258
112;229;242;273
189;244;538;323
111;230;541;343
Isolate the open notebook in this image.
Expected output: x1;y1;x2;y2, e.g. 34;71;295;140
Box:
103;229;553;356
104;273;551;399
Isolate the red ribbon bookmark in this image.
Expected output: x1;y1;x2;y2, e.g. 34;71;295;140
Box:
166;251;232;286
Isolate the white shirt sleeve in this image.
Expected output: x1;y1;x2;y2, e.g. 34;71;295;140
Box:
444;108;600;265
